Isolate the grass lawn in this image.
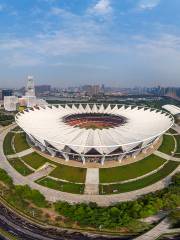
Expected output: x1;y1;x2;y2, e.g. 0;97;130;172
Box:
9;158;33;176
100;161;179;194
14;132;30;153
37;177;84;194
174;135;180;158
99;155;166;183
22;152;51;169
22;152;86;183
3;132;15;155
158;135;175;155
50;164;86;183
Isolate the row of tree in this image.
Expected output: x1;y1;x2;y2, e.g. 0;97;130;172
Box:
0;168;179;232
55;173;180;229
0;114;14;126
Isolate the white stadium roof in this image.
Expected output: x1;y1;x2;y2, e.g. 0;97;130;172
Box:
162;104;180;116
16;104;173;156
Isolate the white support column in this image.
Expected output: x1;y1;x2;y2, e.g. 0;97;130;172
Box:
35;142;45;152
154;137;160;145
150;144;154;149
142;147;148;154
39;144;46;152
101;155;105;165
132;150;141;159
62;153;69;161
81;155;86;165
47;147;56;157
35;142;39;147
118;154;124;163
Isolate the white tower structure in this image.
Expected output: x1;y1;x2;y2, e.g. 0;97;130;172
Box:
26;76;35;96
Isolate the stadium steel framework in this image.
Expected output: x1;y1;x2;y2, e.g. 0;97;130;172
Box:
15;103;174;165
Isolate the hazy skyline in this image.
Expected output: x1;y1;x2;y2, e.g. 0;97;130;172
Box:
0;0;180;88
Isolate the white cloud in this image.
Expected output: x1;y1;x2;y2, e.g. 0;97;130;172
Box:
51;62;110;70
138;0;161;10
89;0;112;15
50;7;66;16
0;4;4;12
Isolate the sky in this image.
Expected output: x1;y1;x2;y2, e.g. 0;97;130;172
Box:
0;0;180;88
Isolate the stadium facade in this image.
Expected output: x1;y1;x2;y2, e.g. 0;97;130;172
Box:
15;104;173;165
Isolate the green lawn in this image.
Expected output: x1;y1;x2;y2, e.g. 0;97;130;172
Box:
174;135;180;158
99;155;166;183
14;132;30;153
22;152;50;169
37;177;84;194
100;161;179;194
9;158;33;176
3;132;15;155
50;164;86;183
158;135;175;155
22;152;86;183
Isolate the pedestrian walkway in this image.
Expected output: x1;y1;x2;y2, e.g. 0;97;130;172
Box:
134;218;171;240
154;151;171;160
7;148;34;159
84;168;99;195
27;163;55;182
154;150;180;162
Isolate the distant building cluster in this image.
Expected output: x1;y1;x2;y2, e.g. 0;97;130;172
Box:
3;76;48;112
1;79;180;110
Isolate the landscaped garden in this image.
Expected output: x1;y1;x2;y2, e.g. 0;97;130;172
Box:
13;132;30;153
37;177;85;194
3;130;30;156
99;161;179;194
21;152;87;183
158;134;175;155
22;152;53;170
3;132;15;155
8;158;33;176
50;164;86;183
0;167;179;234
174;135;180;157
100;155;166;183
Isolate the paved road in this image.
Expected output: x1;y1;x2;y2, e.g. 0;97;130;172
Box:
0;125;179;206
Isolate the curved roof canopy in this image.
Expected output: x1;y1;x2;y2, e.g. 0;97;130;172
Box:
162;104;180;116
16;104;173;155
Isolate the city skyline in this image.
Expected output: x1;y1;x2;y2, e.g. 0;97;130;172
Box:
0;0;180;88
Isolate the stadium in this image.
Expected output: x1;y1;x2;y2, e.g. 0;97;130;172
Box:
15;103;174;165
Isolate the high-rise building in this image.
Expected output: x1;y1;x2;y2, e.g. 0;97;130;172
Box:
4;96;18;111
4;75;48;111
35;85;51;95
26;76;35;96
1;89;13;100
82;85;100;96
